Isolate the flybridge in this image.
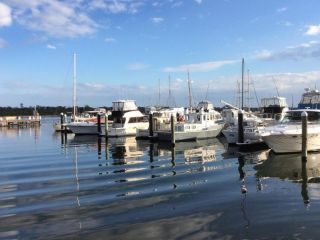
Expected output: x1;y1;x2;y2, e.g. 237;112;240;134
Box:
112;100;138;112
298;88;320;109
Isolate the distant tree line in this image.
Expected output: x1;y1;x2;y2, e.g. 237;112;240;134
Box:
0;105;107;116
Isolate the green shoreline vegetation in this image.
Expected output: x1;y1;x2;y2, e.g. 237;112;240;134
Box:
0;105;101;116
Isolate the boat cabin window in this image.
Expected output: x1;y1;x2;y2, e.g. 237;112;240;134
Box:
281;111;320;122
128;116;148;123
114;117;125;124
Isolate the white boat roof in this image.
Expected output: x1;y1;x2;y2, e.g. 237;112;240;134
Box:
197;100;214;110
261;97;288;107
112;100;138;111
288;109;320;113
123;110;145;118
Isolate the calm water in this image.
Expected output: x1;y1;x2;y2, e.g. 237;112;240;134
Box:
1;117;320;239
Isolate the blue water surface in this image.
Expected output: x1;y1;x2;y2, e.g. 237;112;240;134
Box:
0;117;320;239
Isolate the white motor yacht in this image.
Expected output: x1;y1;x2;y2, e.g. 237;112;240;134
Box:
157;101;225;142
261;109;320;153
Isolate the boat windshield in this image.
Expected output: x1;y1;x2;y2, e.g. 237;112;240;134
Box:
281;111;320;123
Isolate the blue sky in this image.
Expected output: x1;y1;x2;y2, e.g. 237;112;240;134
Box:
1;0;320;108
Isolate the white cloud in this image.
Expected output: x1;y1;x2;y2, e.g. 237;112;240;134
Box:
6;0;98;38
252;49;273;60
107;0;127;13
253;41;320;61
0;38;7;48
194;0;203;4
251;71;320;93
89;0;107;10
0;2;12;27
46;44;56;49
105;37;116;43
163;60;238;73
151;17;164;24
127;63;148;70
277;7;287;13
305;25;320;36
88;0;143;14
79;82;106;91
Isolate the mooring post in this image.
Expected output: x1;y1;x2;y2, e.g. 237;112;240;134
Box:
301;160;310;205
60;112;64;131
238;110;244;143
149;113;154;138
97;113;101;136
63;114;68;134
301;111;308;161
171;114;175;146
104;113;108;138
97;136;102;157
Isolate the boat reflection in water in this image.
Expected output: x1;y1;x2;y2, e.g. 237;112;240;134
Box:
254;152;320;205
64;135;229;197
157;138;228;172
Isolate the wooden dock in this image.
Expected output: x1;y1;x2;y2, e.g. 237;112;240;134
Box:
0;116;41;127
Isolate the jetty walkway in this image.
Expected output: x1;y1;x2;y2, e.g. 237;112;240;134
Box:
0;116;41;127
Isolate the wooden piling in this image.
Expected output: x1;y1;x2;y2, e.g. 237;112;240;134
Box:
64;114;67;133
170;114;175;146
97;114;101;135
238;110;244;144
149;113;154;137
301;111;308;161
60;113;64;131
104;113;108;138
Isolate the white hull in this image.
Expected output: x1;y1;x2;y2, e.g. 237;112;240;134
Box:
108;127;142;137
108;122;149;137
67;122;105;135
222;127;262;144
158;123;224;142
262;133;320;153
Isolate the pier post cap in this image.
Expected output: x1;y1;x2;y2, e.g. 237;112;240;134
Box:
238;109;244;114
301;111;308;117
60;112;64;116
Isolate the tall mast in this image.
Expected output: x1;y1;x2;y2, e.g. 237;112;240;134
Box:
247;69;250;112
158;78;161;107
241;58;244;110
188;70;193;111
73;52;77;118
169;75;171;106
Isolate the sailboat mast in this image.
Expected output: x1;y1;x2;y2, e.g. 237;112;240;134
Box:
241;58;244;110
247;69;250;112
73;52;77;118
158;78;161;107
188;70;193;111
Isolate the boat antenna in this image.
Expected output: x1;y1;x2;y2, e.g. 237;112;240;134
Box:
272;76;280;97
241;58;244;110
167;74;176;107
188;70;193;110
158;78;161;107
73;52;77;119
247;69;250;112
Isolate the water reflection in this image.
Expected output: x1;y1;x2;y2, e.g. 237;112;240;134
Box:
0;125;40;141
253;152;320;206
62;135;229;196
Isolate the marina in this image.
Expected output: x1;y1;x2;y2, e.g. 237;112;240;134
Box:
1;117;320;239
2;1;320;239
